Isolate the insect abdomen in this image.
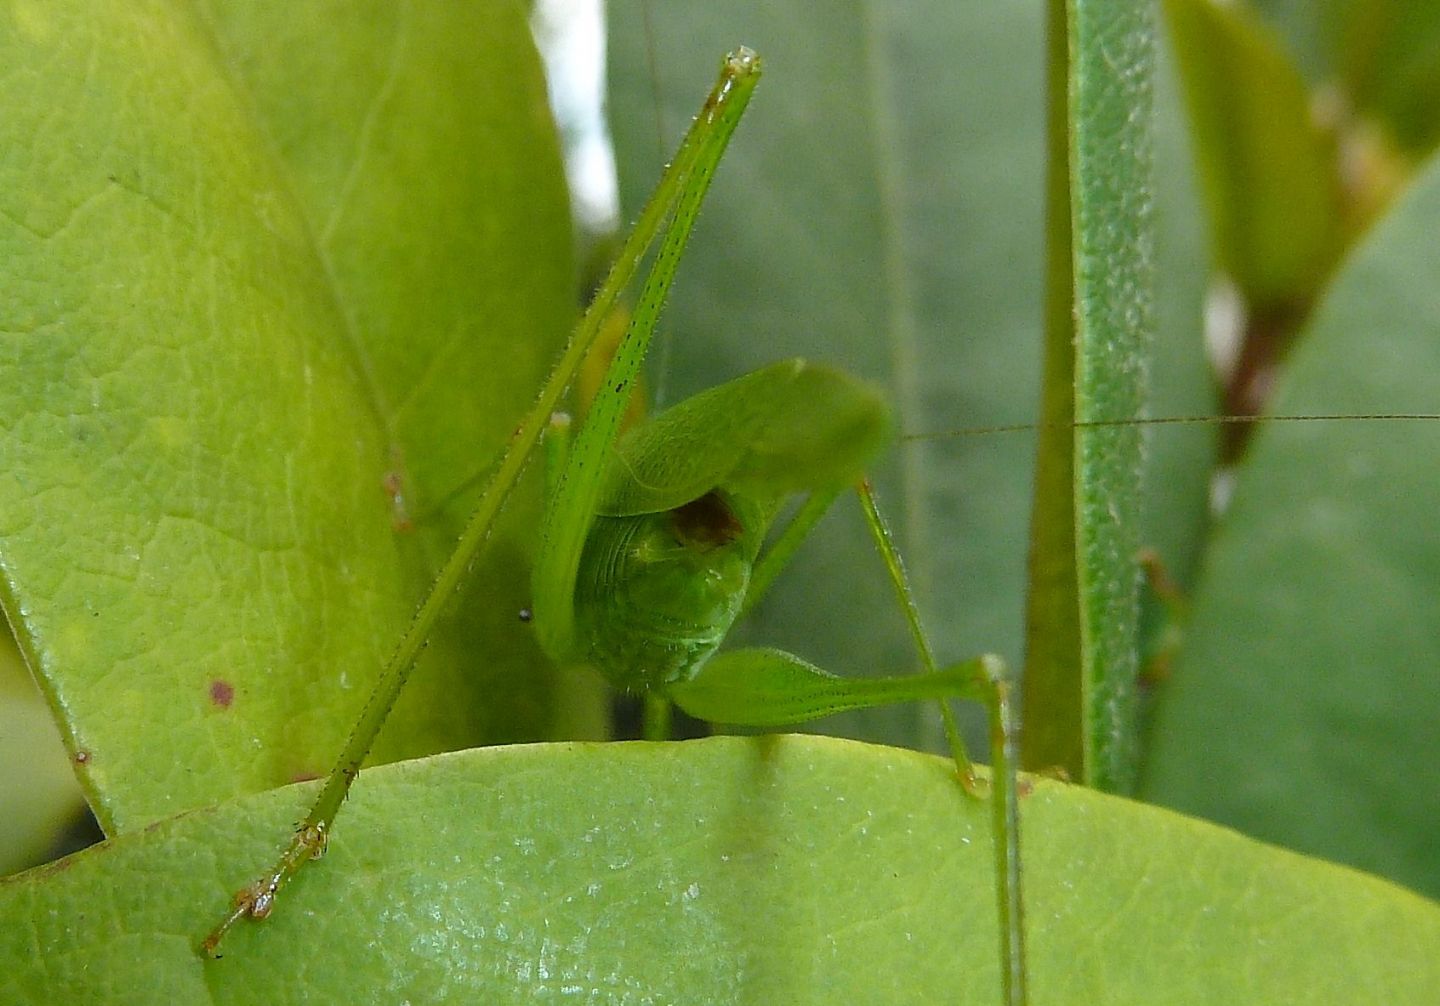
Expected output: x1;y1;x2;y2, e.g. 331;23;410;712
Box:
574;491;757;694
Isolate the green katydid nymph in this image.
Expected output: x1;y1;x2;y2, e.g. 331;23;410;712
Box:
199;47;1028;1002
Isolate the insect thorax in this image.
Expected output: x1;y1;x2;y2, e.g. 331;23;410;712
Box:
574;490;760;695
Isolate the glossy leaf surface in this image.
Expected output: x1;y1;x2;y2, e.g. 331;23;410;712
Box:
4;737;1437;1004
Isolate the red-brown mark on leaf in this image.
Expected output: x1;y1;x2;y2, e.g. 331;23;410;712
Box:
209;679;235;709
382;470;414;533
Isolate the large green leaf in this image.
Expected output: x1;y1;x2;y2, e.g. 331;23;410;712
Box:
0;1;580;833
1142;150;1440;899
3;737;1437;1004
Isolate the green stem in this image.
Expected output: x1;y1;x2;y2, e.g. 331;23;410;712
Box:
989;675;1027;1006
642;694;673;741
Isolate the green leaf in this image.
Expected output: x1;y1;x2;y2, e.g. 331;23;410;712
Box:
2;737;1436;1004
0;1;580;832
1142;148;1440;898
1163;0;1345;309
1237;1;1440;160
1339;0;1440;157
1021;0;1155;791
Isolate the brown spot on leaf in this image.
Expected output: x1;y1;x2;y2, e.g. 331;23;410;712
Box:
209;679;235;708
382;470;415;532
73;749;91;765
